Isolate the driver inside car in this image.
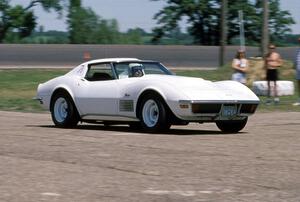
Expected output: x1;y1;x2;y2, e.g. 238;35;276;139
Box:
129;63;144;77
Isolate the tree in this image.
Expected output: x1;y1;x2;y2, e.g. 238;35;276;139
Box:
227;0;259;44
67;0;82;43
68;6;98;43
67;0;125;44
220;0;227;66
67;2;123;44
152;0;219;45
121;28;143;44
256;0;295;54
267;0;295;42
0;0;64;42
261;0;269;56
152;0;295;46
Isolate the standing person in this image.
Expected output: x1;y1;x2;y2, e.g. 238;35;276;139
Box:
293;38;300;106
265;44;282;104
231;50;249;84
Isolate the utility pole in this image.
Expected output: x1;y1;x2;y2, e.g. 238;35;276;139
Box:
261;0;269;57
220;0;228;67
238;10;245;51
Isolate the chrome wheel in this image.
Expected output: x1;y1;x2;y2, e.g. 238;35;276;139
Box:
54;97;68;123
142;99;159;127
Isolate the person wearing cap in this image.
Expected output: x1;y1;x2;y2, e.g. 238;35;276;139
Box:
231;49;249;84
293;38;300;106
129;63;144;77
265;44;282;104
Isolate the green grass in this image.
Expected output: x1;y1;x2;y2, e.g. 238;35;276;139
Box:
0;69;68;112
0;64;299;113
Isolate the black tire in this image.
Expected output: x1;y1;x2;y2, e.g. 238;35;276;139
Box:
128;122;142;130
216;117;248;133
50;91;79;128
138;94;171;132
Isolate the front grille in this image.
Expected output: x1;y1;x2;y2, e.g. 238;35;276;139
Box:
192;104;222;113
240;104;258;114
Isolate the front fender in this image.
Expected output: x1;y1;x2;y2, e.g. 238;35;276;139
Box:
135;84;189;120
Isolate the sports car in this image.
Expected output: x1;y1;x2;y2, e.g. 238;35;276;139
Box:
35;58;259;133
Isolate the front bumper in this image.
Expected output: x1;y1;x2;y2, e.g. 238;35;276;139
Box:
32;95;51;110
170;100;260;122
32;97;43;104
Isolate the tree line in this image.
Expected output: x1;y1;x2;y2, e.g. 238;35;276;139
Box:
152;0;295;45
0;0;297;45
0;0;144;44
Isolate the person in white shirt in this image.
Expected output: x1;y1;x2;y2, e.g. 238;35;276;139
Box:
231;49;249;85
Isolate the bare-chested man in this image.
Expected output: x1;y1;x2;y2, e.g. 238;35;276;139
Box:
265;44;282;104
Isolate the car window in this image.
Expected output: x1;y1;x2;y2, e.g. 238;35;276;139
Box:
86;63;114;81
115;64;130;79
143;63;168;75
114;62;172;79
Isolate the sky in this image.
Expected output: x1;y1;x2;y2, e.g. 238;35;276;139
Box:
10;0;300;34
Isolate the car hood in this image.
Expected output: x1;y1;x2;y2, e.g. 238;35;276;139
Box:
142;75;259;101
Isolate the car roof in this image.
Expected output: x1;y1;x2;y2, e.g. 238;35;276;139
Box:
86;58;141;64
68;58;140;76
68;58;163;76
85;58;158;64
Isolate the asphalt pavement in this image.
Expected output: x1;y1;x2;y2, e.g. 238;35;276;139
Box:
1;111;300;202
0;44;298;68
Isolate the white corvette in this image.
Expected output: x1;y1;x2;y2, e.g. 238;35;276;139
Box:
36;58;259;133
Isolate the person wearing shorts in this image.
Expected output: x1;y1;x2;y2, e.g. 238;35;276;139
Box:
266;68;278;82
265;44;282;104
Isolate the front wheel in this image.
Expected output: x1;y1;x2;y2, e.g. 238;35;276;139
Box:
138;95;170;132
216;118;248;133
50;92;79;128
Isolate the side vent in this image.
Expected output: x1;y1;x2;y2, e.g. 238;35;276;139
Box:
119;100;134;112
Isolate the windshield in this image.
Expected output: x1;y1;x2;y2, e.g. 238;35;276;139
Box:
113;62;173;79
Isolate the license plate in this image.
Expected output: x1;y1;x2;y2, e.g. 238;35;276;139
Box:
222;105;237;117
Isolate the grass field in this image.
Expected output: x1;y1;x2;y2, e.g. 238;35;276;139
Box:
0;69;67;112
0;62;299;112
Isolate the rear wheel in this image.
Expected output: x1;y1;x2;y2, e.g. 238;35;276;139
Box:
51;91;79;128
216;118;248;133
138;94;170;132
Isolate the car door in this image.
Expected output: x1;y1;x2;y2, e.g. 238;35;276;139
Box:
75;62;120;116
